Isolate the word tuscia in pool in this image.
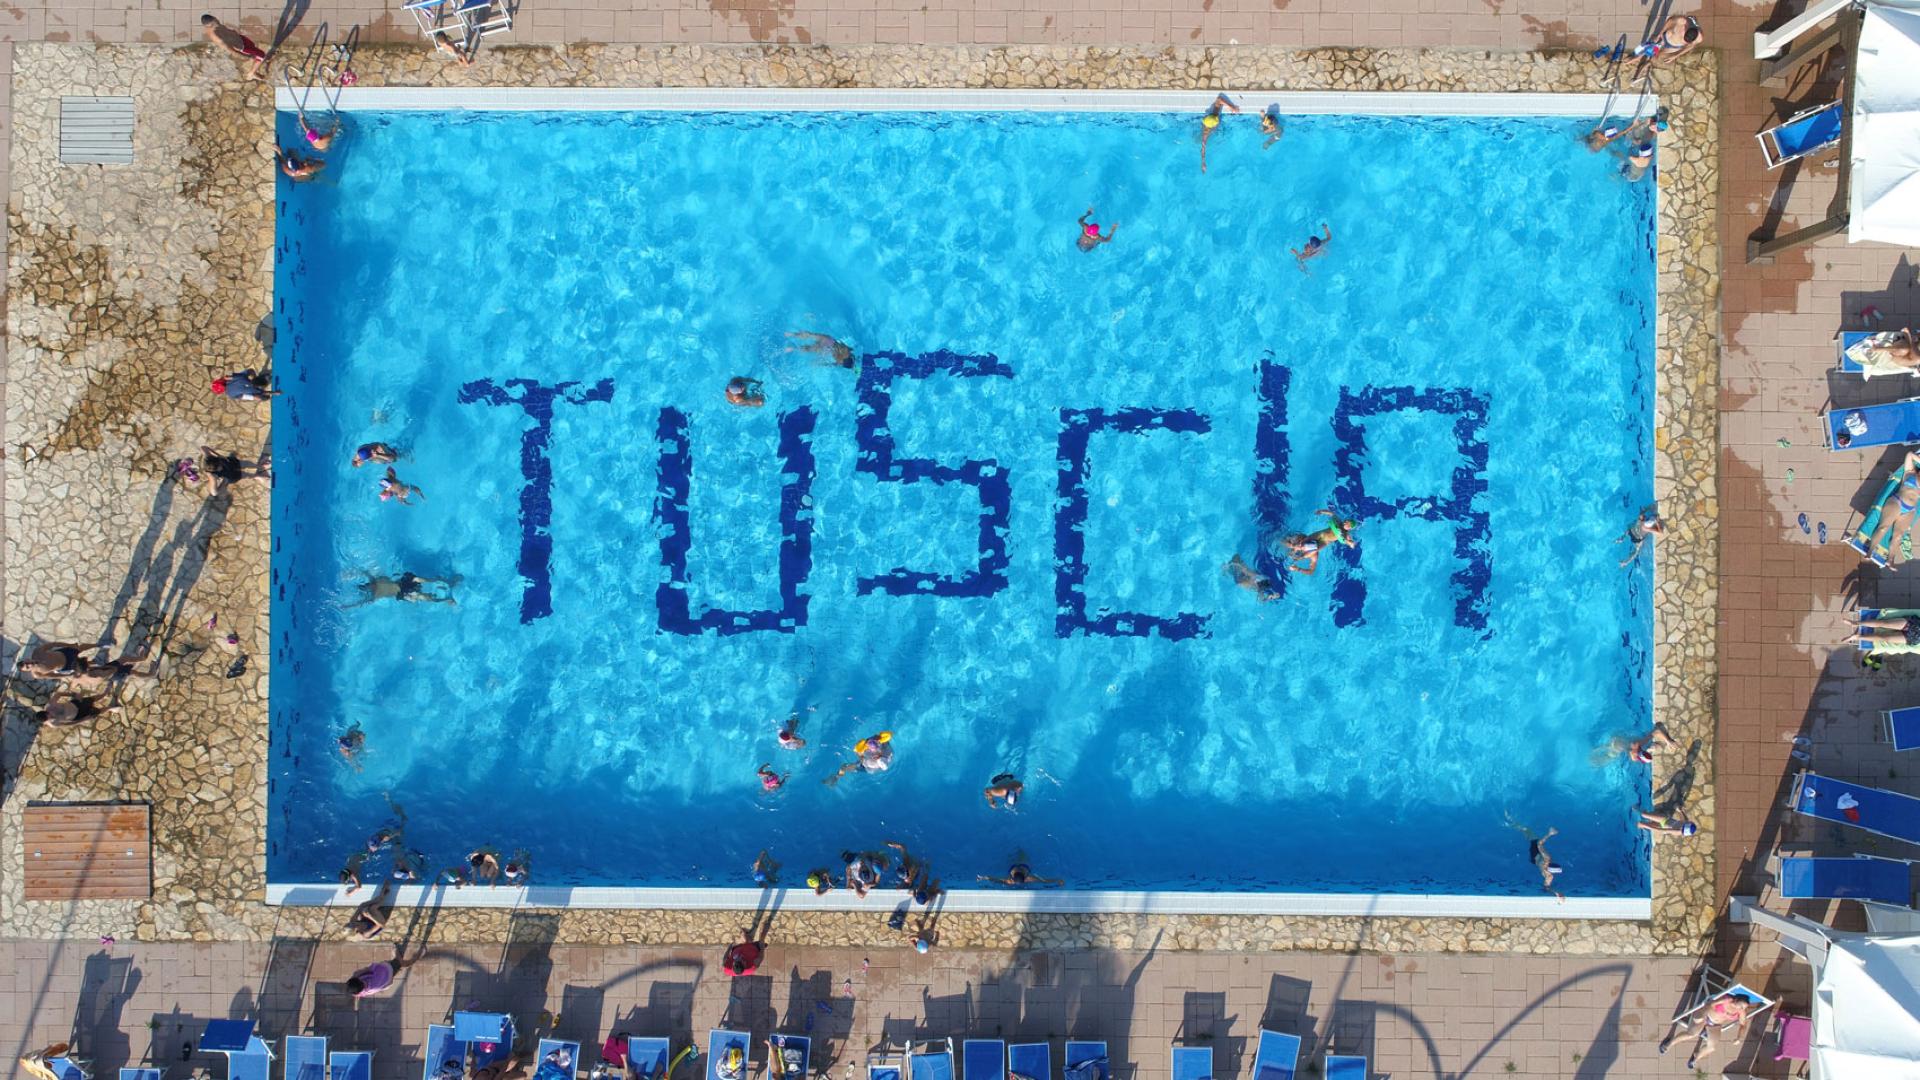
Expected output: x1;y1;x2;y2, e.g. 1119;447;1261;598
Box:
468;354;1491;638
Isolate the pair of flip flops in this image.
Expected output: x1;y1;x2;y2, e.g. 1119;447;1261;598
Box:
1800;513;1830;545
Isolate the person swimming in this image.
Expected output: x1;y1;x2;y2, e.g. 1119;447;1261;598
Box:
1224;554;1278;601
786;331;856;368
1199;93;1240;173
337;722;365;770
1282;508;1358;575
984;773;1023;808
1076;208;1117;251
346;572;457;607
726;377;766;407
1260;104;1283;149
824;731;894;786
1291;224;1333;271
757;763;787;792
351;443;398;468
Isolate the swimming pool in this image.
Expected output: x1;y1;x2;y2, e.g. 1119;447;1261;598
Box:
269;94;1657;907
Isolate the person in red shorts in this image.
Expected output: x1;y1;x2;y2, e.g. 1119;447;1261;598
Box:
202;15;269;80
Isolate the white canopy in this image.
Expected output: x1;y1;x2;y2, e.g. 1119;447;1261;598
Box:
1733;901;1920;1080
1851;2;1920;245
1812;932;1920;1080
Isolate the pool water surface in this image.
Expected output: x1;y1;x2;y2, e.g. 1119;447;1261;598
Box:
270;107;1657;898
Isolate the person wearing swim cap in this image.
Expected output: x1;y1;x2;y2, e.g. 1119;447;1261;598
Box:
1076;208;1116;252
337;721;365;770
1624;723;1675;764
752;849;776;886
977;853;1062;888
351;442;398;468
1508;816;1565;903
276;147;325;181
1290;223;1333;272
984;773;1023;808
1637;809;1698;839
824;730;893;786
805;869;834;895
726;377;766;407
1198;93;1240;173
1623;139;1655;182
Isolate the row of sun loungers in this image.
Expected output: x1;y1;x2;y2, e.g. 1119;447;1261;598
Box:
169;1008;1346;1080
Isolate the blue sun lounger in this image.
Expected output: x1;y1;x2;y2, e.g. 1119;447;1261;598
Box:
1062;1042;1107;1080
965;1041;1006;1080
200;1020;272;1080
1781;854;1912;904
1325;1056;1366;1080
421;1025;462;1080
1793;770;1920;845
286;1037;329;1080
1008;1042;1050;1080
1886;706;1920;751
329;1051;373;1080
768;1036;810;1080
1829;397;1920;450
709;1030;751;1080
454;1013;516;1075
1252;1031;1301;1080
626;1037;672;1080
914;1040;957;1080
1759;100;1844;168
870;1050;908;1080
120;1071;162;1080
532;1038;581;1080
1173;1046;1212;1080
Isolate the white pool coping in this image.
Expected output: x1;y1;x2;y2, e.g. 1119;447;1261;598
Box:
276;87;1635;116
267;882;1649;920
267;83;1657;925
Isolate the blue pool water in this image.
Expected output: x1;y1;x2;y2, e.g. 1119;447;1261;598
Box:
270;107;1657;897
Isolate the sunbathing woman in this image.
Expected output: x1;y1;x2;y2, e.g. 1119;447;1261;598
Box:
1282;509;1358;574
1658;989;1757;1070
1862;449;1920;564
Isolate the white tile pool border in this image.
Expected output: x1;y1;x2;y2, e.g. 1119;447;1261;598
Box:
266;82;1655;927
266;883;1649;921
276;87;1633;116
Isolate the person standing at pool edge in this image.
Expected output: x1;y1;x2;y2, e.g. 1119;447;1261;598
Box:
1076;209;1116;251
202;14;269;80
1199;93;1240;172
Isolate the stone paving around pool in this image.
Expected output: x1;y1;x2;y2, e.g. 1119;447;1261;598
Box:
1;42;1719;953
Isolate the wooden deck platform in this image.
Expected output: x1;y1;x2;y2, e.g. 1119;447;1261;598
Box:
22;803;151;900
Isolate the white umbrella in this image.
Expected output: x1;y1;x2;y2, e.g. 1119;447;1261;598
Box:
1851;2;1920;245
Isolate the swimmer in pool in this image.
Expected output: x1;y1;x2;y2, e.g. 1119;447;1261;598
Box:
1506;815;1565;903
1282;509;1358;575
1199;93;1240;173
467;847;502;886
824;731;894;786
757;763;787;792
1291;223;1333;271
351;443;398;468
983;773;1023;808
1260;103;1283;149
1076;208;1116;251
501;851;530;886
339;853;368;894
337;722;365;770
1225;554;1278;601
843;850;883;897
378;466;422;505
345;572;458;607
786;331;857;369
752;849;777;886
776;712;807;749
726;377;766;407
275;149;324;181
1618;505;1669;567
977;855;1062;888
